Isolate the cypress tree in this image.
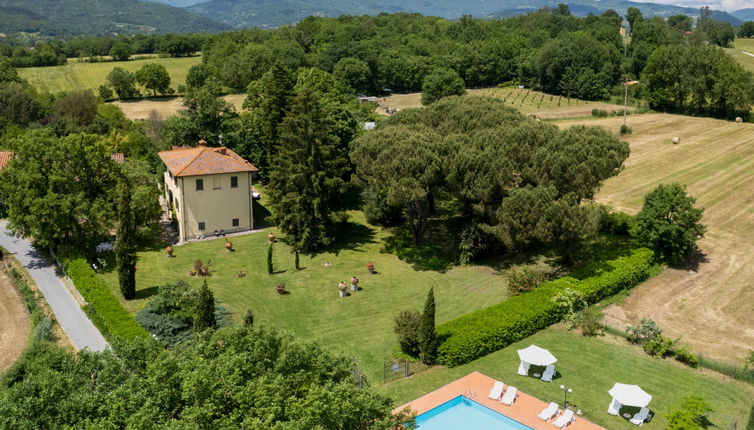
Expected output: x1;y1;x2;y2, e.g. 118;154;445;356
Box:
419;287;437;365
294;248;300;270
267;89;349;253
194;279;217;331
267;242;273;274
243;309;254;327
115;179;136;299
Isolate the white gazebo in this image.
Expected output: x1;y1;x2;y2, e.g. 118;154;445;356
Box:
607;383;652;416
517;345;557;377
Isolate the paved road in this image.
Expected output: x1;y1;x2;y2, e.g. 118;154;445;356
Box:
0;221;108;352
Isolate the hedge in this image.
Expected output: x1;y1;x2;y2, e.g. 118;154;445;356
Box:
436;247;654;366
65;258;150;341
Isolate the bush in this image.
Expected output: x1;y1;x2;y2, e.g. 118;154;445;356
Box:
576;308;603;337
33;317;54;341
65;258;150;341
507;267;549;295
643;334;675;358
666;396;712;430
626;318;662;343
619;124;632;135
601;211;634;236
436;247;654;366
674;344;699;368
362;187;402;226
591;108;609;117
747;402;754;430
394;310;421;357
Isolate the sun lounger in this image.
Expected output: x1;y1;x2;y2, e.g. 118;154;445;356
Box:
501;386;518;406
607;398;621;416
552;409;575;428
517;362;530;376
538;402;559;421
488;380;505;400
630;407;651;426
541;364;556;382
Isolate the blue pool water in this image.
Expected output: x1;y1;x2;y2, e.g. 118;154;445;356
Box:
416;396;534;430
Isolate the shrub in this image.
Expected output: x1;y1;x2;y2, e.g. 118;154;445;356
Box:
65;258;150;341
601;211;634;236
436;247;654;366
746;402;754;430
619;124;632;135
458;221;490;265
591;108;609;117
362;187;402;226
626;317;662;344
643;334;675;358
666;396;712;430
552;288;587;329
577;308;603;337
33;317;55;341
507;267;549;295
394;310;421;357
674;344;699;368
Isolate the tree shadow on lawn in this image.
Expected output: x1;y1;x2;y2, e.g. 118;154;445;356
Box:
669;249;709;272
134;285;159;300
323;221;377;256
253;200;275;229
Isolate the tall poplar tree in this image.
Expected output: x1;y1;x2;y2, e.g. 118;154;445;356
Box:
267;89;349;253
115;179;137;299
419;287;437;365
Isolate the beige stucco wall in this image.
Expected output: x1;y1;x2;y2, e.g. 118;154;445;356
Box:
163;169;254;242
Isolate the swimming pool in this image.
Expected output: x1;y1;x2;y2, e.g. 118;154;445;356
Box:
415;395;535;430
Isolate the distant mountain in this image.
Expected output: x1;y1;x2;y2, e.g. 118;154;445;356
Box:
141;0;206;7
0;0;229;39
732;8;754;21
184;0;741;29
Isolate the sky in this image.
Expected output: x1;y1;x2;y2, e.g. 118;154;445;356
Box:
627;0;753;10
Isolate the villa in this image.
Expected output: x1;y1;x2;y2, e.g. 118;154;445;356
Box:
158;141;259;243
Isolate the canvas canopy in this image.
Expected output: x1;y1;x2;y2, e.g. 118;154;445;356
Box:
517;345;557;366
608;383;652;407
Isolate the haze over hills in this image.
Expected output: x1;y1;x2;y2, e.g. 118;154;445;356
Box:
0;0;229;39
178;0;744;29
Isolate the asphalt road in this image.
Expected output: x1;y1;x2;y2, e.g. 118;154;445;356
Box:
0;221;108;352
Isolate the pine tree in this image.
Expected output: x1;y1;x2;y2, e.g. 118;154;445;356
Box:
194;279;217;331
267;242;273;274
115;179;137;299
267;89;349;253
419;287;437;365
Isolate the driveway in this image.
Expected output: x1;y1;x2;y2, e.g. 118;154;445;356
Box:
0;221;108;352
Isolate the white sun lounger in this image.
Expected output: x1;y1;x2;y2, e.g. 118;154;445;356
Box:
630;407;651;426
607;398;621;416
517;362;530;376
488;380;505;400
541;364;556;382
552;409;575;428
501;386;518;406
538;402;559;421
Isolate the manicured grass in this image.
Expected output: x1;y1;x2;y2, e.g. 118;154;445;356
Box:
728;38;754;73
100;210;532;382
380;325;754;430
17;56;201;94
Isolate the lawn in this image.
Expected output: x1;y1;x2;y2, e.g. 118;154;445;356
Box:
728;37;754;73
17;56;201;94
379;88;633;119
380;325;754;430
100;209;538;382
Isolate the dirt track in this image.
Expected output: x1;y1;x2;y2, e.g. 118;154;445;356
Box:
0;266;29;372
558;114;754;363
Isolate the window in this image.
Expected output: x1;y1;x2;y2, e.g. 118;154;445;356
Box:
198;222;205;231
213;177;221;190
232;218;239;227
196;179;204;190
230;176;238;188
175;199;179;211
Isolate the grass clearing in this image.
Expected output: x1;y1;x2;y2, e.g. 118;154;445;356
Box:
112;94;245;120
728;38;754;73
99;209;532;382
380;325;754;430
558;113;754;364
17;56;201;94
379;88;632;119
0;259;29;372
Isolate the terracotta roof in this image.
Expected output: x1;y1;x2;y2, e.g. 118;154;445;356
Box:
0;151;14;170
110;153;125;164
158;146;258;177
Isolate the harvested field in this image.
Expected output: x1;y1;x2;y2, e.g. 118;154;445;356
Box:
0;263;29;372
112;94;246;120
558;113;754;363
378;88;632;119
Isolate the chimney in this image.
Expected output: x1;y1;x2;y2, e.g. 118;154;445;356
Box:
198;139;207;146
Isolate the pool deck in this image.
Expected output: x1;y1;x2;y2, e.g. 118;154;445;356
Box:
395;371;608;430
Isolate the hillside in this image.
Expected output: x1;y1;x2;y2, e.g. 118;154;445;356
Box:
732;8;754;21
186;0;741;29
0;0;228;39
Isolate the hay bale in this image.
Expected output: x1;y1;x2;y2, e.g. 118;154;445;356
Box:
672;136;681;145
736;117;743;123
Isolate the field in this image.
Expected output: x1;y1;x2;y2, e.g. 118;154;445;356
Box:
0;261;29;373
728;37;754;73
558;113;754;364
112;94;246;120
100;210;530;382
379;88;633;119
17;56;202;94
381;325;754;430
